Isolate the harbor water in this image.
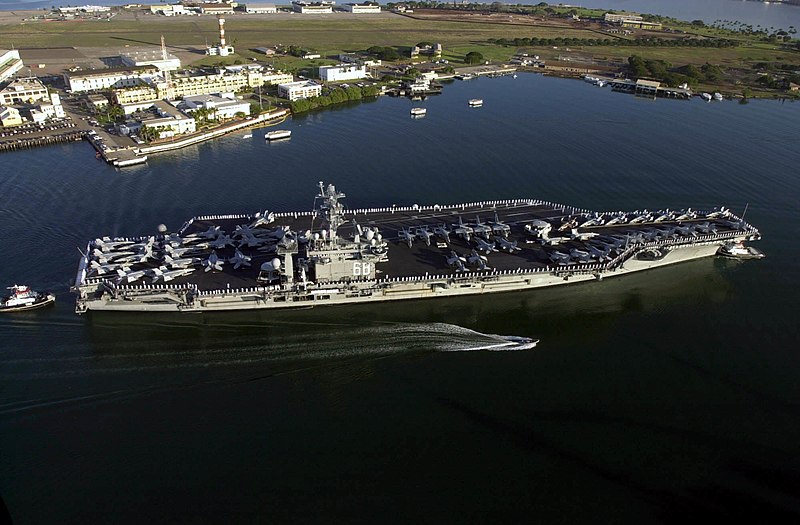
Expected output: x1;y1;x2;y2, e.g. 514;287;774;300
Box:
2;74;800;522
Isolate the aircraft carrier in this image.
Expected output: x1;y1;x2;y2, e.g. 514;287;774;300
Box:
72;182;762;313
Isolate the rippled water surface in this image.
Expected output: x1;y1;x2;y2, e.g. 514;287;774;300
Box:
2;74;799;522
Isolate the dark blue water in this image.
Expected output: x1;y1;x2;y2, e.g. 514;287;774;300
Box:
2;74;800;522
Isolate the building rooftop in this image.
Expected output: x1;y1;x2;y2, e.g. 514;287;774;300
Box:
66;65;159;78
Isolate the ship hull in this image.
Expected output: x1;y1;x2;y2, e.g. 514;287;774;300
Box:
76;240;728;313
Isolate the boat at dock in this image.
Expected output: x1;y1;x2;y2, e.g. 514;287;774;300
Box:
114;156;148;168
713;92;723;101
265;130;291;141
72;182;763;314
410;107;427;116
718;240;764;259
468;99;483;107
700;93;713;102
1;285;55;313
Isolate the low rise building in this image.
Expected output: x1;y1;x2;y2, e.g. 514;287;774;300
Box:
0;49;24;84
143;100;196;138
183;93;250;120
64;65;160;93
341;2;380;13
255;47;278;55
319;64;367;82
39;92;66;119
621;20;662;30
0;77;50;105
0;105;23;127
121;50;181;72
86;93;110;113
200;3;236;15
278;80;321;101
245;3;277;13
150;4;188;15
604;13;642;24
113;84;159;105
158;68;267;99
292;1;334;14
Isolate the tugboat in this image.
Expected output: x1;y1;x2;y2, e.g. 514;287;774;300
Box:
718;241;765;260
0;285;55;313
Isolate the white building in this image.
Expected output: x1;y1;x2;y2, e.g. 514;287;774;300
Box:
58;5;111;13
183;93;250;120
121;50;181;72
292;1;334;14
0;105;23;127
0;49;24;84
245;3;278;13
64;66;160;93
150;4;188;16
341;2;380;13
37;93;66;119
0;77;50;105
143;100;196;138
319;64;367;82
278;80;322;101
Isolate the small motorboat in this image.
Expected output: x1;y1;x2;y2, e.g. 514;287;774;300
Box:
265;130;291;141
713;92;723;101
0;285;55;313
468;99;483;107
717;241;765;260
700;92;712;102
410;107;427;116
242;134;253;139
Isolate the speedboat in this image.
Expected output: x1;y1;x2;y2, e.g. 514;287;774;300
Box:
0;285;55;313
700;92;712;102
713;92;723;101
265;130;291;141
468;99;483;107
717;241;765;260
410;107;427;116
242;133;252;139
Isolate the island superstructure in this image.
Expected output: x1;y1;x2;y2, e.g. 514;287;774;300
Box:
72;182;762;313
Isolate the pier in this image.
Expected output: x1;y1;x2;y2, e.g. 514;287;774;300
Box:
609;79;692;99
0;130;84;152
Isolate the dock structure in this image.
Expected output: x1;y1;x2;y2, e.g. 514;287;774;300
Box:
610;79;692;99
0;130;84;152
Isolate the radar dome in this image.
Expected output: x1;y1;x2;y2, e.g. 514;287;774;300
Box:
365;229;375;241
157;224;167;233
272;257;281;270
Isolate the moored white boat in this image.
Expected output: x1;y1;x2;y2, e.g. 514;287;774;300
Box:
1;285;55;313
410;107;427;116
700;92;712;102
265;130;291;141
468;99;483;107
713;92;723;101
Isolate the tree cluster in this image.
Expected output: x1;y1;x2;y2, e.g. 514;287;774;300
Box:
289;85;381;114
488;36;739;48
627;55;727;87
366;46;400;61
464;51;484;64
